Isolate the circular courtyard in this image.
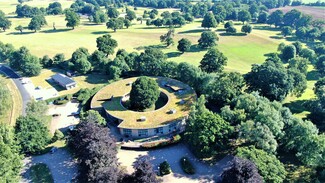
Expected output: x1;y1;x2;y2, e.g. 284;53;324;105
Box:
91;77;196;138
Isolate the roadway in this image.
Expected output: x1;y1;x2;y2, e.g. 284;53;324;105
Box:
0;65;31;115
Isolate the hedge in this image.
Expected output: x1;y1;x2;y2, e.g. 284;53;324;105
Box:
141;134;181;149
180;157;195;175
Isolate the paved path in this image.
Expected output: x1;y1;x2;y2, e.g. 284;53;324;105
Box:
0;65;31;115
117;143;233;183
21;148;78;183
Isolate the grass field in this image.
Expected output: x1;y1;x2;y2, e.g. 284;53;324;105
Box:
0;75;22;126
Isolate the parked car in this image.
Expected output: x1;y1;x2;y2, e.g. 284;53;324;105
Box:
52;114;61;117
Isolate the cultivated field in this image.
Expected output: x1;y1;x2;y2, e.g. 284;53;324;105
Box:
269;5;325;20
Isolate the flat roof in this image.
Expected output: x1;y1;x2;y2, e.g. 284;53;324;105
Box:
91;77;196;129
51;73;76;86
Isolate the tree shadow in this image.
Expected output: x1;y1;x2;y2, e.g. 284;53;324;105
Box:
166;51;182;58
219;32;246;36
283;99;312;115
85;74;108;84
178;29;205;34
253;25;280;31
306;70;320;81
41;28;71;33
6;32;34;35
83;23;101;26
136;26;167;30
269;35;283;39
135;44;166;51
91;31;110;35
285;36;299;42
188;45;203;52
216;28;225;32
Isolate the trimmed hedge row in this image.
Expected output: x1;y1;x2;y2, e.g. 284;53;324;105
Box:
141;134;181;149
45;94;72;105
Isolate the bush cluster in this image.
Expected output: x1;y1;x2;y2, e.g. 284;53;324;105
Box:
180;157;195;174
141;134;181;149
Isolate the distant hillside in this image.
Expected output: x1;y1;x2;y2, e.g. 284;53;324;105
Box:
269;6;325;20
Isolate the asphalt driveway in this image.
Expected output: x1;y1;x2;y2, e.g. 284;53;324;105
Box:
0;65;31;115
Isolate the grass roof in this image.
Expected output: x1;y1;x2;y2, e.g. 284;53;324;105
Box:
91;77;196;129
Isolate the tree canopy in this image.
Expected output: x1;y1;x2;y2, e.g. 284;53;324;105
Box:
198;31;219;48
96;34;118;56
199;47;227;73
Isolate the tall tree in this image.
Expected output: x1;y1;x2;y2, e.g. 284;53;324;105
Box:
15;115;50;154
267;10;283;27
81;110;106;126
65;10;80;29
136;48;166;76
238;10;251;24
201;12;217;29
128;155;160;183
198;31;219;48
221;157;263;183
0;10;11;31
199;47;227;73
106;17;124;32
28;15;47;32
107;7;119;18
177;38;191;53
130;77;160;111
96;34;118;56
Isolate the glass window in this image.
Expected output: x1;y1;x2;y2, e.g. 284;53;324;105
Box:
155;127;163;134
138;129;148;137
123;129;132;136
169;123;177;132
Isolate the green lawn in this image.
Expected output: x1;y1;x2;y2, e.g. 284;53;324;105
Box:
29;163;54;183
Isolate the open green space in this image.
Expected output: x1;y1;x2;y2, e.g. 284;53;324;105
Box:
29;163;54;183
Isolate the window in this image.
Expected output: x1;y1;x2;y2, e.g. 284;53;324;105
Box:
169;123;177;132
123;129;132;136
155;127;163;134
138;129;148;137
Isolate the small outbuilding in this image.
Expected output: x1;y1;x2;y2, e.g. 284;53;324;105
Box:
51;73;76;90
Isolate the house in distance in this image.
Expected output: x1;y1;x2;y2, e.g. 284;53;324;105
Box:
51;73;76;90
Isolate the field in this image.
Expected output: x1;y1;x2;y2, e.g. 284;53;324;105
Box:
270;5;325;20
0;75;22;126
0;1;317;112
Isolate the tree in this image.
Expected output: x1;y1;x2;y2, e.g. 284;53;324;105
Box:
91;10;108;24
81;110;106;126
28;15;47;32
136;48;166;76
221;157;263;183
245;60;293;101
241;24;252;34
198;31;219;48
201;12;217;29
292;41;303;55
237;146;287;183
316;55;325;76
177;38;191;53
281;26;293;37
159;161;171;175
200;47;227;73
124;19;131;28
15;25;23;33
15;115;50;154
267;10;283;27
0;10;11;31
74;57;92;74
203;72;245;107
0;78;10;116
224;21;233;29
96;34;118;56
238;10;251;24
0;124;22;182
127;155;160;183
226;26;237;34
90;50;108;71
126;9;136;21
288;57;308;75
130;77;160;111
21;54;42;76
47;2;62;15
69;122;120;182
281;45;296;62
106;18;124;32
257;11;268;23
287;68;307;97
25;100;48;121
283;9;302;28
107;7;119;18
65;10;80;29
185;106;233;158
160;28;174;46
177;62;201;87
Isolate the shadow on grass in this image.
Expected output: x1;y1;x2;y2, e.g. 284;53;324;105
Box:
188;45;203;52
219;32;246;36
253;25;280;31
91;31;110;35
216;28;226;31
135;44;166;51
283;99;312;115
306;70;320;81
41;28;71;33
83;23;101;26
6;31;34;35
136;26;167;30
85;74;108;84
178;29;205;34
166;51;182;58
285;36;299;42
269;35;283;39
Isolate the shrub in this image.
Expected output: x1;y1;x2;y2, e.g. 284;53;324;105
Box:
55;99;68;105
180;157;195;174
52;129;64;142
141;135;182;149
159;161;171;175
